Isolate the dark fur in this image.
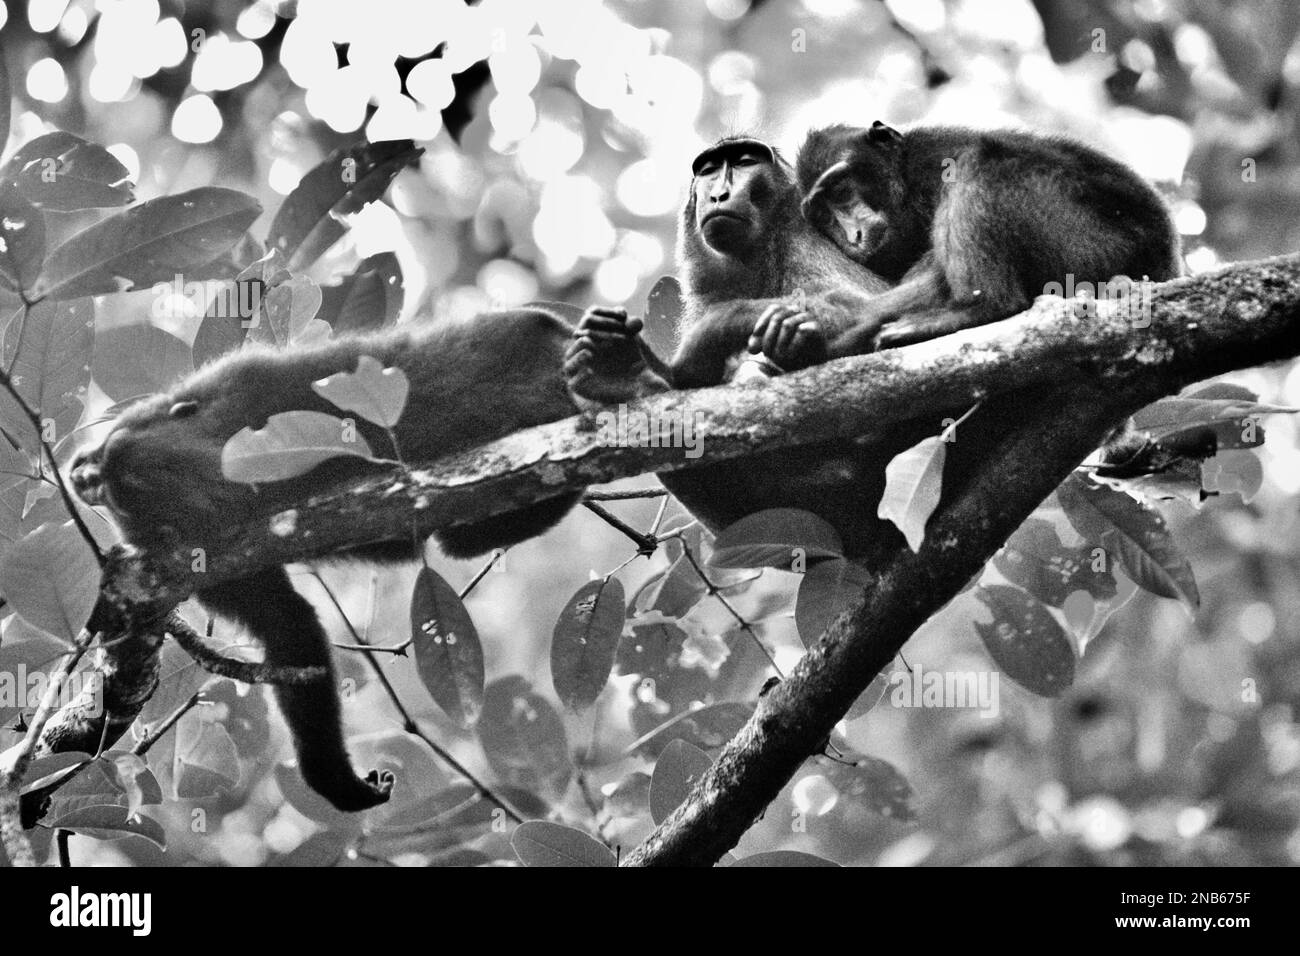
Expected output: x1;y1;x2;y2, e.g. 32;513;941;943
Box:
72;307;584;810
796;123;1183;349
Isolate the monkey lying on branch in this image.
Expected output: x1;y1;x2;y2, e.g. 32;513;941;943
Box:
70;306;589;811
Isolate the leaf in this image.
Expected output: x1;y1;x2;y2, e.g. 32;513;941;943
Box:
1131;395;1297;434
511;820;616;867
1056;475;1199;608
267;140;422;271
709;508;843;569
0;185;45;294
732;851;841;867
91;323;192;402
410;566;484;728
1202;450;1264;503
645;274;683;327
318;252;403;333
476;675;571;800
973;584;1077;697
878;435;946;552
271;830;350;867
312;355;410;429
602;771;652;819
0;297;93;448
628;700;755;758
0;520;99;640
993;517;1117;607
273;763;362;829
173;711;241;798
615;620;688;683
31;187;261;301
47;804;166;849
221;410;376;484
192;278;254;365
794;558;871;645
551;576;625;711
820;753;916;821
633;551;708;618
648;738;712;824
247;272;325;347
0;132;134;211
18;752;92;792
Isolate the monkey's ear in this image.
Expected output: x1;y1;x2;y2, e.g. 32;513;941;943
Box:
867;121;902;145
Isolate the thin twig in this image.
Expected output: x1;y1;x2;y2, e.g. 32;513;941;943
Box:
306;569;526;824
678;542;782;676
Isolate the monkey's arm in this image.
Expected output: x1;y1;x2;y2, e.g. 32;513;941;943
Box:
198;569;394;812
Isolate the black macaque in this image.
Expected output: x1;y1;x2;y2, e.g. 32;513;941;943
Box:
71;307;588;811
565;136;927;560
796;121;1183;350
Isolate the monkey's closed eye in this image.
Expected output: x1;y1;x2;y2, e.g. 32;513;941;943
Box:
169;400;199;418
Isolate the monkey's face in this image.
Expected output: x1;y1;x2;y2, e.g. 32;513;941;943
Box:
691;143;778;257
801;162;891;263
70;395;248;549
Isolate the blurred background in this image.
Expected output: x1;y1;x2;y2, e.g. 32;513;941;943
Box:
2;0;1299;866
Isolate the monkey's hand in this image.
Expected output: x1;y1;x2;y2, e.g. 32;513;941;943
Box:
748;302;828;372
565;306;670;406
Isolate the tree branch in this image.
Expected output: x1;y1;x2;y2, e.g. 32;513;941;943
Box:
10;254;1300;844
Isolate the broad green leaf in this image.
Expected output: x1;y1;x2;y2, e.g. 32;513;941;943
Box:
221;410;376;484
267;140;422;270
0;297;93;448
0;520;99;640
633;551;708;618
615;619;688;683
709;507;843;569
273;763;362;829
247;272;325;347
649;738;712;824
1057;475;1199;608
794;557;870;645
18;752;92;792
91;323;192;402
0;132;134;211
31;187;261;301
973;584;1077;697
319;252;403;333
551;576;624;711
602;771;651;819
173;711;241;798
477;675;571;800
410;566;484;728
645;274;684;327
819;753;916;821
511;820;615;868
878;435;946;552
0;185;45;294
312;355;410;429
47;804;166;849
993;517;1117;607
733;851;840;867
1202;450;1264;503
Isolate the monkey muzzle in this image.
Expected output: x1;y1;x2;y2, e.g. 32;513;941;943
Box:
69;450;109;509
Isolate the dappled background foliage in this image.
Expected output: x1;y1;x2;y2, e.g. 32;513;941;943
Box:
1;0;1299;866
